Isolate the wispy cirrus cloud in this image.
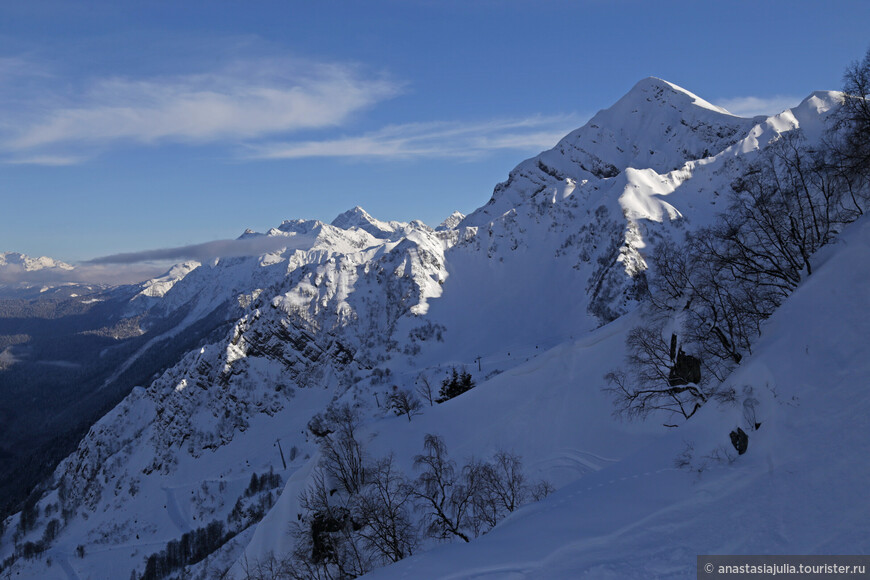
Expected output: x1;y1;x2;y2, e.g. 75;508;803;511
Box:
2;154;86;166
0;53;582;165
245;114;585;161
0;57;400;161
715;95;803;118
0;55;50;81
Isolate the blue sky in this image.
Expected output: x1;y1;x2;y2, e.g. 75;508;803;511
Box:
1;0;869;275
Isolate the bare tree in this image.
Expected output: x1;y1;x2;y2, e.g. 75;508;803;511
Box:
719;131;854;288
825;47;870;223
293;469;372;579
460;458;490;538
410;437;551;542
481;451;528;515
240;552;298;580
387;389;423;422
466;451;528;535
722;161;813;287
652;235;773;379
835;47;870;178
604;325;710;423
416;373;435;407
355;455;418;565
310;404;367;495
529;480;555;501
291;453;420;577
411;434;473;543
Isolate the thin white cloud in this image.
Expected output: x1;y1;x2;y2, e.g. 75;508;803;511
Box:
0;53;583;165
0;261;167;287
715;95;803;118
0;235;310;287
3;154;86;166
0;55;54;85
246;114;585;160
0;56;37;79
86;234;310;265
1;57;400;157
470;130;575;151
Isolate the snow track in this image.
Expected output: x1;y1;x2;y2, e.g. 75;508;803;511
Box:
162;486;191;534
55;555;82;580
531;448;618;480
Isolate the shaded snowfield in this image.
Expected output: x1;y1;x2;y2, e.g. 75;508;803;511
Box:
233;310;666;574
362;215;870;579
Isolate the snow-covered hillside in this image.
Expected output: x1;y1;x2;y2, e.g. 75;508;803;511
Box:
0;78;855;580
362;212;870;579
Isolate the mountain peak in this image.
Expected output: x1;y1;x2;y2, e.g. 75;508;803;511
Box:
464;77;759;227
625;77;733;116
0;251;74;272
331;206;374;228
331;206;405;239
556;76;757;175
436;211;466;231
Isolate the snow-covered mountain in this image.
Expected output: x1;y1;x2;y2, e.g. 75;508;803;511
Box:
0;78;853;580
0;252;76;295
0;252;74;273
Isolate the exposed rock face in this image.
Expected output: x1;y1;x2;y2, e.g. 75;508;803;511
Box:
669;350;702;387
730;427;749;455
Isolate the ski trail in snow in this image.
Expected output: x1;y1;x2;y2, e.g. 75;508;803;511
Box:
162;487;190;534
99;306;211;390
531;448;619;480
99;332;171;390
568;465;736;496
443;566;530;580
56;554;81;580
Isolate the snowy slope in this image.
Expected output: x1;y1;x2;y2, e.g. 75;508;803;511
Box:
0;79;850;580
229;310;666;576
362;213;870;579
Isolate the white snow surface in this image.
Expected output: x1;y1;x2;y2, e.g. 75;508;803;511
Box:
0;79;859;580
137;261;202;298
